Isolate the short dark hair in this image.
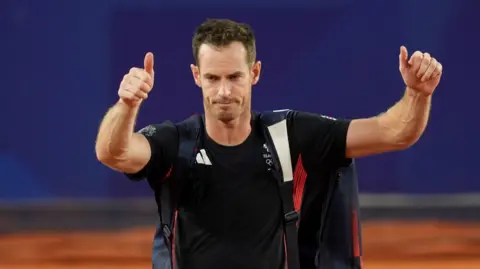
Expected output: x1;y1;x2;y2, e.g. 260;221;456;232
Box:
192;19;256;65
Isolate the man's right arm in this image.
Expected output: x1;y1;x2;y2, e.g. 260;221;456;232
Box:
95;100;151;174
96;52;157;175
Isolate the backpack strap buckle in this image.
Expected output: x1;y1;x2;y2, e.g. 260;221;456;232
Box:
284;210;299;224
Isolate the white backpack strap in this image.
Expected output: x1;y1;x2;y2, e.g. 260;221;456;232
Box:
262;110;301;269
267;119;293;183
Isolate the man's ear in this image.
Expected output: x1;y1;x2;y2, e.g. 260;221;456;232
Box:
251;61;261;85
190;64;201;87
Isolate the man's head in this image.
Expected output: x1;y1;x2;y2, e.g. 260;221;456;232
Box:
190;19;261;122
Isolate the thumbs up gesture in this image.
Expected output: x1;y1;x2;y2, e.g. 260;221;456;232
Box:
398;46;443;96
118;52;155;107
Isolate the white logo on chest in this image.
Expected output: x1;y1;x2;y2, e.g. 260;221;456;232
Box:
263;143;273;170
196;149;212;165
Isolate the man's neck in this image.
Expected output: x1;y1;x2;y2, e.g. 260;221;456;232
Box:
205;111;252;146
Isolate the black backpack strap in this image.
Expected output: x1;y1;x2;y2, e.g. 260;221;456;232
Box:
153;115;203;269
317;160;363;269
260;110;300;269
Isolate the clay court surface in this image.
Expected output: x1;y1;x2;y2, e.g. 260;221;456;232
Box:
1;221;479;269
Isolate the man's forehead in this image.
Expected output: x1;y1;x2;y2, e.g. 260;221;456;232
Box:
198;42;247;55
198;43;248;65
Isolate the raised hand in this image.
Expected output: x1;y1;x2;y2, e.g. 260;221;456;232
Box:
118;52;155;107
399;46;443;96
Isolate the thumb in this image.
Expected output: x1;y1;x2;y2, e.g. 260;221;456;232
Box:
144;52;154;76
399;46;409;70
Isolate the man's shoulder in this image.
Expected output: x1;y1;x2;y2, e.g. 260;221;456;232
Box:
136;121;179;154
258;109;334;119
137;120;176;137
256;109;345;131
139;114;203;134
256;109;295;125
276;109;338;121
173;114;205;141
175;114;202;127
257;109;323;127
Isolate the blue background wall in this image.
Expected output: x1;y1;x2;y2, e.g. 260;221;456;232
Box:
1;0;478;201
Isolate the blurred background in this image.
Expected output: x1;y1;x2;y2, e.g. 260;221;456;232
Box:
1;0;479;268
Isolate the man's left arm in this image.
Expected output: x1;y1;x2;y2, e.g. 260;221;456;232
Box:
346;46;443;158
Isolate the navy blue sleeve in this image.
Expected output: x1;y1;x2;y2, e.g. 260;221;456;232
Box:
125;121;178;182
288;111;351;168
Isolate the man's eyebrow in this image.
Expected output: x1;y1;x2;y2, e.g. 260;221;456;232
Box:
203;71;244;77
228;71;244;76
203;73;218;77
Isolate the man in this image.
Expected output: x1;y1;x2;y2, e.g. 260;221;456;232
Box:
95;19;442;269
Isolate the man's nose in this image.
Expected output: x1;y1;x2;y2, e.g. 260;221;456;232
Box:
218;81;232;97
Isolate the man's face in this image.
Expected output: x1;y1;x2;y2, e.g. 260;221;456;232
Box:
191;42;261;122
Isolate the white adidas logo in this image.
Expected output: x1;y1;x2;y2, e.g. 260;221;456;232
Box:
196;149;212;165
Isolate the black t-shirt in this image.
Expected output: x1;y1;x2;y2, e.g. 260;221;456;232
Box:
127;111;350;269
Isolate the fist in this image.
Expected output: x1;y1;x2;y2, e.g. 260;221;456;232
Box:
118;52;155;107
399;46;443;96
